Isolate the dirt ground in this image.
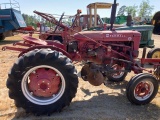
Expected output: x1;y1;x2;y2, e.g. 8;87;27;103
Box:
0;34;160;120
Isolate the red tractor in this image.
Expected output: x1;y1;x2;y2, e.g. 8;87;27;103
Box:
2;0;159;115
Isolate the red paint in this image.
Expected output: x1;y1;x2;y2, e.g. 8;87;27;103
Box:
141;58;160;64
135;82;150;98
29;68;61;97
19;26;35;32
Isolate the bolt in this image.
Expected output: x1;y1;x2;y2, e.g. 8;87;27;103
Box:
48;88;50;90
48;83;50;85
56;74;59;76
43;81;45;83
38;84;40;86
53;94;55;97
32;71;36;74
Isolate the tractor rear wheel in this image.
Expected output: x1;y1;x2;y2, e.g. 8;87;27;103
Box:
108;64;128;82
147;48;160;64
6;49;78;115
126;73;158;105
0;33;5;41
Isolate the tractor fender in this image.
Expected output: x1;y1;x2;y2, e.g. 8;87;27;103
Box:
18;45;72;59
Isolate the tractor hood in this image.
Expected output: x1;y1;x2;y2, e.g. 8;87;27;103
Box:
73;30;141;42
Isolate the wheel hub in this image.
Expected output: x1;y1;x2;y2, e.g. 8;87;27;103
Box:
135;82;150;98
39;81;48;91
28;68;61;97
38;79;51;91
111;64;125;78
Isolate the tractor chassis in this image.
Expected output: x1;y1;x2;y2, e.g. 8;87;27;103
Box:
2;0;160;115
2;38;160;111
2;41;160;76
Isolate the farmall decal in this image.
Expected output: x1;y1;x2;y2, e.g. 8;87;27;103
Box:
106;34;126;38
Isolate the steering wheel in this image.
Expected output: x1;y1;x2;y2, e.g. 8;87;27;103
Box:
54;12;65;33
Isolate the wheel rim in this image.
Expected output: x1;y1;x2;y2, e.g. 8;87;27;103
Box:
134;80;154;101
21;65;66;105
152;51;160;58
111;64;125;79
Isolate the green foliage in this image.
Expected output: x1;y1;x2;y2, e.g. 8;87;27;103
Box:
138;0;154;17
22;13;52;28
22;14;38;28
117;0;154;17
117;5;126;16
125;5;137;17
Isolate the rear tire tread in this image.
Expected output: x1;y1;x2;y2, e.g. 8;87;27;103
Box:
6;49;78;115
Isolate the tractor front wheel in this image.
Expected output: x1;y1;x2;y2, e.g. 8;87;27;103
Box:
6;49;78;115
108;64;128;82
126;73;158;105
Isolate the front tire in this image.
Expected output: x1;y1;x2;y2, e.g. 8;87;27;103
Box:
6;49;78;115
108;64;128;82
126;73;158;105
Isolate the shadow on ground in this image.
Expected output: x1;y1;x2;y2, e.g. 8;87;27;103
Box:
11;84;160;120
0;40;21;45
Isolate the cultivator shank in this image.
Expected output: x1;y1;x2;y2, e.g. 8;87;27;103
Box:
153;65;160;80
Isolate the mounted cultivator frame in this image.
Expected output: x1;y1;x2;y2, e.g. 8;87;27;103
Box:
2;0;160;115
34;9;82;41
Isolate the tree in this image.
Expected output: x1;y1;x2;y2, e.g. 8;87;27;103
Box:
117;5;126;16
22;13;39;26
138;0;154;17
125;5;137;17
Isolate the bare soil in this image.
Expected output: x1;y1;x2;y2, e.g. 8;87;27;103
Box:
0;34;160;120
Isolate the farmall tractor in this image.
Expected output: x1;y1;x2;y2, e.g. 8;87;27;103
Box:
2;0;160;115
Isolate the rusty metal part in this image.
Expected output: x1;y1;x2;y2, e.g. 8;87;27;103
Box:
81;63;104;86
141;47;147;67
87;70;104;86
154;65;160;80
81;64;90;81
